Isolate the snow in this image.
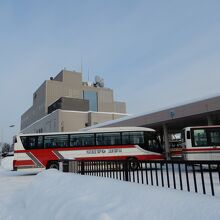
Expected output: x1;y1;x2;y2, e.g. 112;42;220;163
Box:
0;157;220;220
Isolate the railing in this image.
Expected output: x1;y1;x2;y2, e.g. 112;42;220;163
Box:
59;159;220;196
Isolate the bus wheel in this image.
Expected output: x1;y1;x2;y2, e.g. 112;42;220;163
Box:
47;161;59;170
127;158;139;170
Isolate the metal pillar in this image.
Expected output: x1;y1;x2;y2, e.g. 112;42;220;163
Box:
163;123;170;160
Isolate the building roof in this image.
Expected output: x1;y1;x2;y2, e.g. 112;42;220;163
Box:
81;94;220;132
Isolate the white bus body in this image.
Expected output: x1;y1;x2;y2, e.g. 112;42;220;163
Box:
182;126;220;160
13;127;164;172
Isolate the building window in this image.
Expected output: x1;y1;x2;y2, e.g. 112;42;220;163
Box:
83;91;98;111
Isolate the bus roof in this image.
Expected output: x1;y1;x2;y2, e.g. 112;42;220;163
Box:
18;126;155;137
184;125;220;130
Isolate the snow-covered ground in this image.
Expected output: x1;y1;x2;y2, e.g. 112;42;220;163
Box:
0;157;220;220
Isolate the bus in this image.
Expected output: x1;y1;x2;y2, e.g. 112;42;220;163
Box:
13;127;164;172
181;125;220;160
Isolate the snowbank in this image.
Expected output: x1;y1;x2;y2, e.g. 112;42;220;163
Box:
0;168;220;220
0;156;13;171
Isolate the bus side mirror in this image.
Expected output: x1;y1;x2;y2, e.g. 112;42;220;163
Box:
186;131;191;139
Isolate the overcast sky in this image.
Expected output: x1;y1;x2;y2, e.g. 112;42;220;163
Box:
0;0;220;143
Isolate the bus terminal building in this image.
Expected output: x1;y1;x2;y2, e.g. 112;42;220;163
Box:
21;70;127;134
82;95;220;157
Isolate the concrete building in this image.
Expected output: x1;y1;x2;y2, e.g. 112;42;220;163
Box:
21;69;127;133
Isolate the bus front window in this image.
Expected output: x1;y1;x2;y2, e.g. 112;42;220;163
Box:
140;132;162;153
193;129;208;147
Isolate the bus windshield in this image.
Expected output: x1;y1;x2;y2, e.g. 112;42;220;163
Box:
139;132;162;153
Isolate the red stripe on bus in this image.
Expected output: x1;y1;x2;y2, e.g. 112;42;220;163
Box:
15;160;35;166
14;145;136;153
31;150;60;167
131;155;165;160
13;150;61;167
62;145;136;151
183;148;220;152
77;154;165;161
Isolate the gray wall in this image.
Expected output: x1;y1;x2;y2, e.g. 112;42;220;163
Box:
21;110;60;134
21;110;128;134
21;81;47;130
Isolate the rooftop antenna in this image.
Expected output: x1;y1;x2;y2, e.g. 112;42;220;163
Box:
87;68;90;82
80;57;83;74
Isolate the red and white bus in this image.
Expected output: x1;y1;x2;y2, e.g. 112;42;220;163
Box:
13;127;164;171
182;125;220;160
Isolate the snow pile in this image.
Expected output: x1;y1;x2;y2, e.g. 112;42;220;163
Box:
1;167;220;220
0;157;36;209
0;156;13;171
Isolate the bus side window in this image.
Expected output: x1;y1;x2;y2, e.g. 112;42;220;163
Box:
20;136;29;149
186;131;191;139
102;133;121;145
37;136;44;148
96;134;104;146
70;135;79;147
56;135;69;147
29;136;37;149
129;132;144;145
70;134;94;147
209;130;220;145
122;132;130;145
44;136;55;148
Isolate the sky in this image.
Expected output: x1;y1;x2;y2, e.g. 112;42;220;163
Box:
0;0;220;143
